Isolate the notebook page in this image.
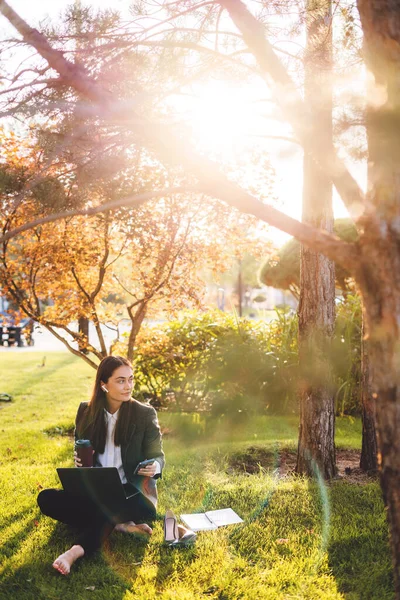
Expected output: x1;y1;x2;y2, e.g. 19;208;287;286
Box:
180;513;218;531
204;508;243;527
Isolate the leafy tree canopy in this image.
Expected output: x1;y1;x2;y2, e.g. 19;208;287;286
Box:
259;218;359;298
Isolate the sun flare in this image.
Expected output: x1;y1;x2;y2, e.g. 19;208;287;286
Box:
183;81;264;155
172;80;303;245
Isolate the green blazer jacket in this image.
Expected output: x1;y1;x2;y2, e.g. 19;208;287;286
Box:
75;400;165;507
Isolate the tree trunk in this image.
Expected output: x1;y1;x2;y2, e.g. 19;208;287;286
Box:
238;259;243;317
296;0;337;479
78;316;89;355
356;1;400;591
360;311;378;471
357;155;400;597
360;270;400;596
127;303;147;362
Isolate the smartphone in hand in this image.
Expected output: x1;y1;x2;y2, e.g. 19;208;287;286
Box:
133;458;155;475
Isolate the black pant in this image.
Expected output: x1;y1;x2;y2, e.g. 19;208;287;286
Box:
37;484;156;555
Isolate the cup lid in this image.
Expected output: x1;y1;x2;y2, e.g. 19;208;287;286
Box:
75;439;92;447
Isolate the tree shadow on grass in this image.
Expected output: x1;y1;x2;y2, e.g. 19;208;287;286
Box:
302;477;393;600
4;353;80;399
0;557;130;600
0;506;37;562
328;533;394;600
0;520;151;600
326;483;394;600
153;539;198;593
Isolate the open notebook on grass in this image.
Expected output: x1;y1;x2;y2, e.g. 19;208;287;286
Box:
180;508;243;532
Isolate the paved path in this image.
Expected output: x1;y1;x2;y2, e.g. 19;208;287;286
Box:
0;320;164;352
0;322;117;352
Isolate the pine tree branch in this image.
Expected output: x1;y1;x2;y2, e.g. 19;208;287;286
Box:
0;0;360;272
218;0;368;220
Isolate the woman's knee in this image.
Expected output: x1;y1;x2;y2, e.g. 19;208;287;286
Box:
140;497;157;522
37;488;59;515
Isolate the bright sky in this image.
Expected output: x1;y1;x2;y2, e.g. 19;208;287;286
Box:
3;0;124;20
1;0;361;248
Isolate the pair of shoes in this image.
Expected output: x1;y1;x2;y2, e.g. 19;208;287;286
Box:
164;511;197;548
164;510;179;544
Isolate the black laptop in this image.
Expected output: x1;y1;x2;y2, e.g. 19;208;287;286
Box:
57;467;139;510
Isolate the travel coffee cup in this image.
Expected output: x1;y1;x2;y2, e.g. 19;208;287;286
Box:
75;439;94;467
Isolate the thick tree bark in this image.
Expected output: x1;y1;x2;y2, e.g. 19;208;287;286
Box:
360;312;378;472
296;0;337;479
356;1;400;592
359;267;400;596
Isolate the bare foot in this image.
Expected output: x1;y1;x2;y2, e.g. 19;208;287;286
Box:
114;521;152;535
52;545;84;576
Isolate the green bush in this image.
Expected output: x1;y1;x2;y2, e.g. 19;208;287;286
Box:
333;293;362;415
120;297;362;416
129;310;299;416
130;311;218;412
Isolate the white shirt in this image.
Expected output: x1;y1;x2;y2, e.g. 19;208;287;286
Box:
96;409;126;482
96;408;161;482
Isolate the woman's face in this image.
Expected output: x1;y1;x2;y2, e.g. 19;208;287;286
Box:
101;365;133;408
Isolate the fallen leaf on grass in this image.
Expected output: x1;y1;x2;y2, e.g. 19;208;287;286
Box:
276;538;289;544
85;586;96;591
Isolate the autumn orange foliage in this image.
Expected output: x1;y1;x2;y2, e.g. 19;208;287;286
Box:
0;128;272;366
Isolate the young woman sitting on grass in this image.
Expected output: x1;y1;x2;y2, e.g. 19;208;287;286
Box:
37;355;165;575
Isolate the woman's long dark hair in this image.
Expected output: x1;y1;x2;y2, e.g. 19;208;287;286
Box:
78;355;135;454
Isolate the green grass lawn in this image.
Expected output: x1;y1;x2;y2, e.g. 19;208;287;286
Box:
0;352;393;599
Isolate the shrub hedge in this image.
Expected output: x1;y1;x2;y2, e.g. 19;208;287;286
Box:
119;298;361;416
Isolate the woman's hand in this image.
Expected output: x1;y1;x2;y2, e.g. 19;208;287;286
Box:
137;462;158;478
74;450;82;468
74;449;95;467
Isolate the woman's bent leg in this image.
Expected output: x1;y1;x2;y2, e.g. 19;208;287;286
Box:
113;492;156;536
74;515;115;555
38;487;156;571
115;489;157;527
37;488;94;528
38;488;113;571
